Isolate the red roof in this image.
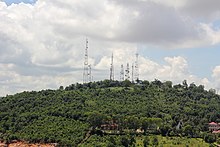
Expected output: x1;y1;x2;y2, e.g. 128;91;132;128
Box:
209;122;217;125
213;130;220;133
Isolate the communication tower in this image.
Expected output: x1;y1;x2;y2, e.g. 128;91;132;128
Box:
134;53;139;82
88;64;92;82
120;64;124;81
110;53;114;81
83;38;89;83
125;63;130;80
131;63;134;83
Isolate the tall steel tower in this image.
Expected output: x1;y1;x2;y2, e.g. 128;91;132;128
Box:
134;53;139;82
131;63;134;83
83;38;89;83
125;63;130;80
88;64;92;82
110;53;114;81
120;64;124;81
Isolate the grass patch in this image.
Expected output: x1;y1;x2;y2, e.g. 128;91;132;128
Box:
136;135;210;147
81;134;210;147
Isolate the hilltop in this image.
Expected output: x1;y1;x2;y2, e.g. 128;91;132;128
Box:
0;79;219;146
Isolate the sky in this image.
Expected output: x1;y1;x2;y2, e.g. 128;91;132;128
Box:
1;0;220;96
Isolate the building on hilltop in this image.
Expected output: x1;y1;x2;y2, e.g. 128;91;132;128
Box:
101;123;119;130
208;122;220;133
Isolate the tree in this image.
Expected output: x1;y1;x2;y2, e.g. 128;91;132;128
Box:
87;112;106;128
126;116;140;130
108;136;116;145
59;86;64;90
152;136;159;146
204;133;216;143
160;124;171;136
148;118;162;130
189;83;196;89
141;117;149;132
143;136;150;147
1;80;220;146
151;79;163;88
209;88;216;94
121;136;129;147
163;81;172;89
183;124;193;137
129;135;136;146
182;80;188;89
142;80;150;86
122;79;132;88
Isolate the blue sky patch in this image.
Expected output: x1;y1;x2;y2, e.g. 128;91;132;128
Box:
3;0;37;5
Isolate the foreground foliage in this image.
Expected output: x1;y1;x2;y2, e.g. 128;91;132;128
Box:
0;79;220;146
80;135;210;147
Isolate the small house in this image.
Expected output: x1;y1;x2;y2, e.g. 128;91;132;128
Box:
101;123;119;130
208;122;220;132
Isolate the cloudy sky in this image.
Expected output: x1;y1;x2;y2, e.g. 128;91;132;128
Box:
1;0;220;96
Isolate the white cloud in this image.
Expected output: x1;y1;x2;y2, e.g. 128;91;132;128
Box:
0;0;220;96
200;23;220;45
139;56;209;86
212;66;220;90
180;0;220;20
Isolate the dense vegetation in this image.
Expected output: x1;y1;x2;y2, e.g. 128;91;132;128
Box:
80;135;210;147
0;79;220;146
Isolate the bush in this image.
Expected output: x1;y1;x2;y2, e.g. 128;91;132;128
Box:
204;133;216;143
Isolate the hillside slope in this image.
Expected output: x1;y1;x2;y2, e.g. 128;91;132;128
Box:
0;80;219;146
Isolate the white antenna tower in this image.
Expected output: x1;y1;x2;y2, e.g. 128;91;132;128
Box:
120;64;124;81
134;53;139;82
132;63;134;83
83;38;89;83
88;64;92;82
110;53;114;81
125;63;130;80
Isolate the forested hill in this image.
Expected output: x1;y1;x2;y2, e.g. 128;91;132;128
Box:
0;79;220;146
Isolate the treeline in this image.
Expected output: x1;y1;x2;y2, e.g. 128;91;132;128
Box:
0;79;220;146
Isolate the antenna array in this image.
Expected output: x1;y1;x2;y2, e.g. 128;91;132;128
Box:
88;64;92;82
134;53;139;82
83;38;91;83
125;63;130;80
120;64;124;81
82;40;139;83
110;53;114;81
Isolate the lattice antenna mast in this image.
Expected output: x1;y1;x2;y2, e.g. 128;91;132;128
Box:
125;63;130;80
131;63;134;83
120;64;124;81
134;53;139;82
88;64;92;82
83;38;89;83
110;53;114;81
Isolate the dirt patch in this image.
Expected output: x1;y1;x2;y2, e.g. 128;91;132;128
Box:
0;141;6;147
0;141;57;147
